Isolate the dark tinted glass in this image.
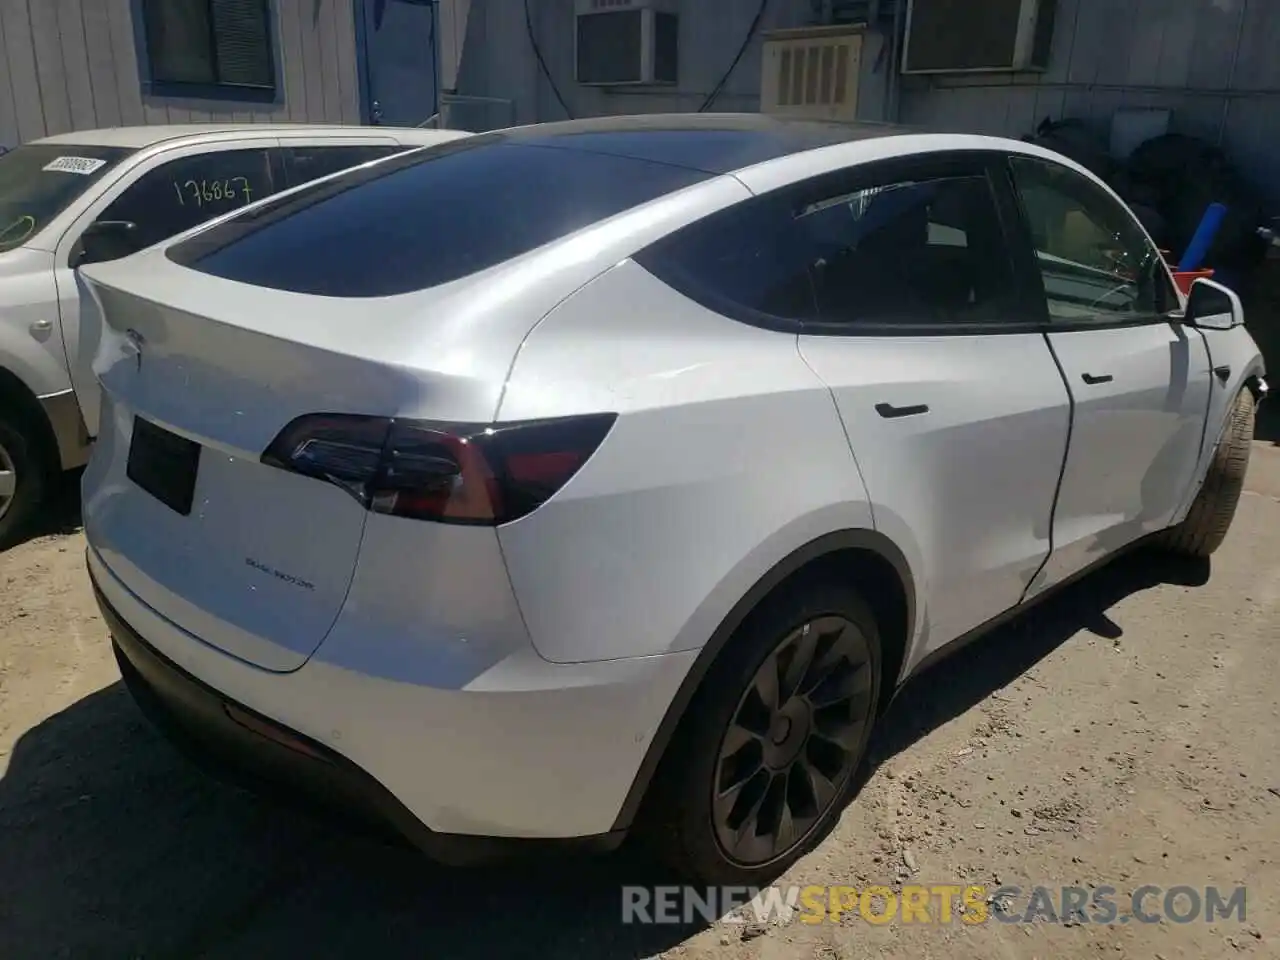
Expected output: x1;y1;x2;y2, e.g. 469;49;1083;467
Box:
635;191;820;327
637;170;1020;330
0;144;132;251
806;174;1020;327
97;148;275;250
509;115;911;174
282;145;402;187
1010;156;1177;320
173;141;709;297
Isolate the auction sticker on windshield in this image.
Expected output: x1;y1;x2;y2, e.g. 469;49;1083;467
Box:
42;156;108;175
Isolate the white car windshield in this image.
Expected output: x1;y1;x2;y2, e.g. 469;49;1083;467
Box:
0;143;133;251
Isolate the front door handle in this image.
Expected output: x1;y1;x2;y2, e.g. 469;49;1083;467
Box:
876;402;930;419
1081;372;1114;385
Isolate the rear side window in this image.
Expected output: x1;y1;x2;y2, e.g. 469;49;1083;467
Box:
634;190;822;326
96;148;275;250
281;145;402;188
171;141;710;297
637;166;1020;331
804;174;1020;328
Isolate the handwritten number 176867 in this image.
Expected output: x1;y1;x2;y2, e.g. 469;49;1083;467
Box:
172;176;255;208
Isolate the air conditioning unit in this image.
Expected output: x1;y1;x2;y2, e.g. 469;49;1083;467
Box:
902;0;1057;74
574;0;679;86
760;25;864;123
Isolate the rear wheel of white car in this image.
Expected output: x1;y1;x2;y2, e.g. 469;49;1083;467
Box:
0;415;44;550
646;576;881;886
1162;388;1255;559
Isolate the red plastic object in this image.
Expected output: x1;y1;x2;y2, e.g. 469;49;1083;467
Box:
1172;268;1214;297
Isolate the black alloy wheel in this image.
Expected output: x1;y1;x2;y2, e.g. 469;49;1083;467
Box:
711;614;875;866
642;578;883;886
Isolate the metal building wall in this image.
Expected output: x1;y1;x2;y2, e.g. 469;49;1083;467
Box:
453;0;822;125
0;0;362;146
896;0;1280;205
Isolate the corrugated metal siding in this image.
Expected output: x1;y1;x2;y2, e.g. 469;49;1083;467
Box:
0;0;361;146
897;0;1280;206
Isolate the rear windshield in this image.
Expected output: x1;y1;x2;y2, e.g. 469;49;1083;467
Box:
169;138;711;297
0;144;133;251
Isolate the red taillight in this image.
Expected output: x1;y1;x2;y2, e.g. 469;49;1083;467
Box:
261;413;616;525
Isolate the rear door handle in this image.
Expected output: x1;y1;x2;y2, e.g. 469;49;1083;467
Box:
1081;372;1113;385
875;402;930;419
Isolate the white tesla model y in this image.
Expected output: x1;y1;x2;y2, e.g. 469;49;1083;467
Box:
79;114;1266;885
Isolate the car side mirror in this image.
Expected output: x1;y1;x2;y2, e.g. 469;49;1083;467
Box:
74;220;141;267
1184;277;1244;331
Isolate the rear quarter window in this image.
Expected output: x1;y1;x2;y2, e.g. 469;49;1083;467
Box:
633;190;821;327
281;144;403;188
169;139;710;297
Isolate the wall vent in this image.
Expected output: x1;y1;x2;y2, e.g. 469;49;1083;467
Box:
761;25;864;122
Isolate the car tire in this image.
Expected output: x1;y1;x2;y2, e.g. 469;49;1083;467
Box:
1161;388;1255;559
0;414;47;551
643;575;882;887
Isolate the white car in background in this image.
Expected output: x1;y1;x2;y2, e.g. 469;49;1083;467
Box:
0;124;468;546
79;115;1265;886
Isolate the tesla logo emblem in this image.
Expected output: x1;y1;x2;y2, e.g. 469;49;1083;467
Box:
124;328;145;372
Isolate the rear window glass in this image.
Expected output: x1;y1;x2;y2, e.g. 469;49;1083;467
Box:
169;139;710;297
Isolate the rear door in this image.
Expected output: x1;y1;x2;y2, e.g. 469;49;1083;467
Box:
1006;154;1211;596
55;139;280;437
790;154;1072;655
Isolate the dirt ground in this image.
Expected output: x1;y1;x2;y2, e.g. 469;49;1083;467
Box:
2;445;1279;960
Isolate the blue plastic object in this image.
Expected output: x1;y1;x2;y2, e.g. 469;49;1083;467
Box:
1178;202;1228;272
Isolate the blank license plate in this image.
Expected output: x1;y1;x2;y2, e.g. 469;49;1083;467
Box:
126;417;201;516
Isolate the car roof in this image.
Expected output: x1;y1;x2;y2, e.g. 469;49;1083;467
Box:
30;124;458;149
484;113;916;176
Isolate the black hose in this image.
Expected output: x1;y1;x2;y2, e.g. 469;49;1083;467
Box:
525;0;574;120
699;0;771;112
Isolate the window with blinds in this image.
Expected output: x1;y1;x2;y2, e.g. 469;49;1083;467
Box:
142;0;276;92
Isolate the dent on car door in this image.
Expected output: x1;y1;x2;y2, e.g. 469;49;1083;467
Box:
56;146;277;437
775;156;1071;662
0;145;132;441
1008;154;1212;596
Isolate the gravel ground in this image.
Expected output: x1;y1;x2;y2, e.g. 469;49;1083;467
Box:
1;443;1279;960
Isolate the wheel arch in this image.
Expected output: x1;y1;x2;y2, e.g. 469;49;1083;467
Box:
1245;369;1268;403
0;366;60;474
610;527;915;832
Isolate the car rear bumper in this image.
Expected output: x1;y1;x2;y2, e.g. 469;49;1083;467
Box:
89;546;697;853
102;580;450;853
